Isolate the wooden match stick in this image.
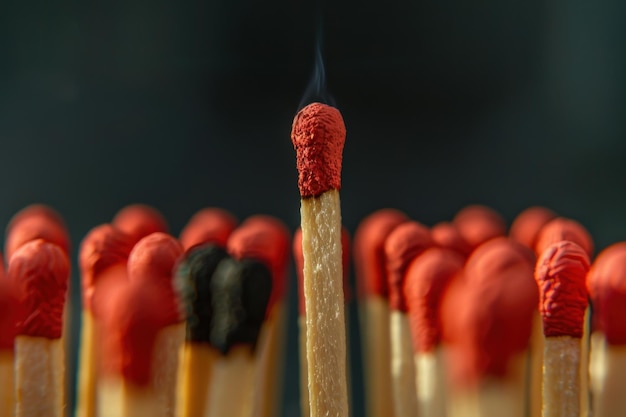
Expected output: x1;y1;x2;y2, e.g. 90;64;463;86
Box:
291;101;349;417
111;203;169;245
126;232;184;417
9;239;70;417
353;209;408;417
586;242;626;417
452;204;506;251
0;274;20;416
179;207;238;252
76;224;134;417
384;220;433;417
403;247;464;417
535;240;590;417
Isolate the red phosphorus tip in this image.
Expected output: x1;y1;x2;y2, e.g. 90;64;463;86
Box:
384;221;433;312
227;215;291;315
291;102;346;198
79;224;135;312
431;221;472;258
294;226;352;316
100;280;170;386
127;233;184;325
535;240;590;338
5;206;70;261
111;204;169;245
586;242;626;344
403;247;464;353
452;204;506;251
179;207;238;252
353;209;409;299
464;237;537;286
0;278;21;350
509;206;557;250
8;239;70;339
535;217;594;258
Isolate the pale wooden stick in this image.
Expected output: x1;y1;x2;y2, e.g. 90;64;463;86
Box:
206;346;255;417
389;310;418;417
174;342;217;417
414;348;447;417
543;336;581;417
0;349;15;416
529;312;544;417
580;307;591;417
592;343;626;417
152;323;185;417
98;378;158;417
76;311;98;417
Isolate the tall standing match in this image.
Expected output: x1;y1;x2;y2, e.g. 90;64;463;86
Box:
291;102;348;417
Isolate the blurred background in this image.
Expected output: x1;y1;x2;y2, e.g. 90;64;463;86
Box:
0;0;624;415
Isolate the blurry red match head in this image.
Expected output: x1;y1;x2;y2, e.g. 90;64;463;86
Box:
8;239;70;339
535;240;590;338
112;204;169;245
385;221;433;312
79;224;135;312
452;205;506;250
0;278;21;350
509;206;557;250
6;204;66;236
179;208;238;252
464;237;536;287
404;247;464;353
431;222;472;258
5;206;70;261
353;209;409;299
294;226;351;315
127;232;184;325
291;102;346;198
535;217;594;258
227;215;291;314
586;242;626;344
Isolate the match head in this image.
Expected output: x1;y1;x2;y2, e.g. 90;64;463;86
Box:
535;217;594;257
452;204;506;250
464;237;536;286
8;239;70;339
586;242;626;344
509;206;557;250
403;247;464;353
79;224;135;311
431;221;472;257
384;221;433;312
535;240;590;338
127;232;184;324
291;102;346;198
5;206;70;261
179;207;238;252
5;204;67;236
353;209;409;298
111;204;169;245
0;278;21;350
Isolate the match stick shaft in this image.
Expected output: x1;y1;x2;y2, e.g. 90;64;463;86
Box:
0;350;15;416
175;343;216;417
390;311;418;417
543;336;581;417
415;349;446;417
301;190;349;417
152;323;185;417
299;316;310;417
591;344;626;417
76;311;98;417
206;346;255;417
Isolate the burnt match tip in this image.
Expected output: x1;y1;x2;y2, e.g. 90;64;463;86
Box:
291;102;346;198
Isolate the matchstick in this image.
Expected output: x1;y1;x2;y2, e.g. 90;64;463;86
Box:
353;209;408;417
403;247;464;417
534;240;590;417
111;203;169;245
291;102;349;417
9;239;70;417
452;204;506;251
0;275;20;416
126;233;184;417
384;220;433;417
586;242;626;417
179;207;238;252
76;224;134;417
431;221;472;257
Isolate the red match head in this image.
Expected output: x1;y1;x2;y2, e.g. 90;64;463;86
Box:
112;204;169;245
179;207;238;252
403;247;464;353
586;242;626;345
384;221;433;312
353;209;409;299
535;217;594;258
79;224;135;312
509;206;557;250
5;205;70;261
127;232;184;325
8;240;70;339
294;226;351;315
431;221;472;258
535;240;590;338
452;205;506;250
0;278;21;350
291;102;346;198
227;215;291;315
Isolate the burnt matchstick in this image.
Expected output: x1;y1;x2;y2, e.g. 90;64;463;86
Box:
111;204;169;245
179;207;238;253
291;101;348;417
452;205;507;251
9;239;70;417
535;241;590;417
353;208;408;417
76;224;135;417
585;242;626;417
384;221;433;417
430;222;472;258
294;226;351;417
403;247;464;417
509;206;557;251
0;272;21;416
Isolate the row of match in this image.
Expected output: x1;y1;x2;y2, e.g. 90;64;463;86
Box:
0;101;623;417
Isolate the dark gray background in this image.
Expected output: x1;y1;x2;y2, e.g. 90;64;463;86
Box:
1;1;624;416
